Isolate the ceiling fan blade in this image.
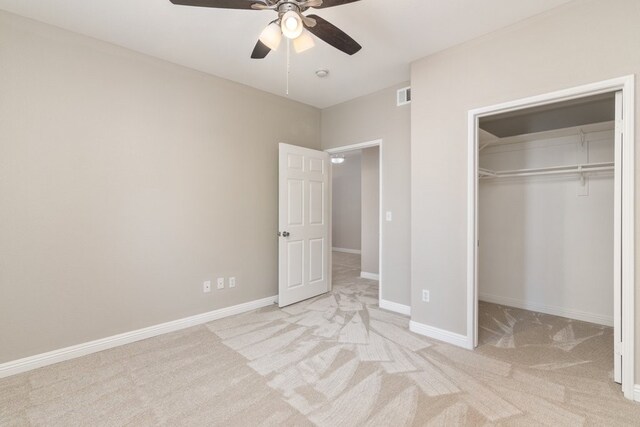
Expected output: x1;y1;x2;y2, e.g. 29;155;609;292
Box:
300;0;323;8
301;15;317;28
169;0;266;10
312;0;360;9
251;40;271;59
305;14;361;55
251;3;277;10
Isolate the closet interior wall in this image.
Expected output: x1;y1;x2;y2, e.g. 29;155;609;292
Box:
478;124;615;326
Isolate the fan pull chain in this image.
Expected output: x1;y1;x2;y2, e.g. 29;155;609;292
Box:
286;38;291;96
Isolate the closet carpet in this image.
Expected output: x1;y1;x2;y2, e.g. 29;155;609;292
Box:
2;251;639;426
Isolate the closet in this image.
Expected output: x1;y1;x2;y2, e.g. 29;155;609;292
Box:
477;92;618;368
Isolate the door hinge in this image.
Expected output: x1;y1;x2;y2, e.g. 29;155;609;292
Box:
615;341;624;356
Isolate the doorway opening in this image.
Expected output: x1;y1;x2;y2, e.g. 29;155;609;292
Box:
327;140;383;305
468;76;635;400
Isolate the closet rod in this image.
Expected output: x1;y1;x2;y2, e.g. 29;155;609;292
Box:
479;162;614;179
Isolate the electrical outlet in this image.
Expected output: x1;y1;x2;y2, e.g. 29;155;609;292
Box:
386;211;393;222
203;281;211;293
422;290;430;303
217;278;225;290
229;277;236;288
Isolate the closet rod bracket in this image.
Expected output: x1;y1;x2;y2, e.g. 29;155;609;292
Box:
579;129;587;148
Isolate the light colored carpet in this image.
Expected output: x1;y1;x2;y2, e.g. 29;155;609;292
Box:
1;251;639;426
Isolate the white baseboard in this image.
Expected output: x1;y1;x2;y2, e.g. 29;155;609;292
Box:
634;384;640;402
332;247;361;255
380;299;411;316
360;272;379;281
410;320;472;349
479;292;613;327
0;295;277;379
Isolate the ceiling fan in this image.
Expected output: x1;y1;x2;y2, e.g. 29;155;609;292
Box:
169;0;362;59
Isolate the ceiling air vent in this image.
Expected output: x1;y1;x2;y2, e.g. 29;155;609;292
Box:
397;87;411;106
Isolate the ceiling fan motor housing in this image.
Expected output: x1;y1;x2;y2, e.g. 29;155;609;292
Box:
273;0;319;13
278;2;305;14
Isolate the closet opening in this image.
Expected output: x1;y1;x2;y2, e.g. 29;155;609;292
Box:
467;77;635;400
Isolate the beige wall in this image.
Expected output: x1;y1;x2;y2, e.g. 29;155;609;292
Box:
322;83;411;306
361;147;380;275
331;151;362;251
0;10;320;363
410;0;640;380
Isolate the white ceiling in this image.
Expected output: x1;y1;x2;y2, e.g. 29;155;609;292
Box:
0;0;573;108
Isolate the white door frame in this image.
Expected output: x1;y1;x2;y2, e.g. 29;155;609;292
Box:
467;75;635;400
326;139;386;309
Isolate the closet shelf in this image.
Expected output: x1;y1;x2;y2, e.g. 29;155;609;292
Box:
479;162;614;179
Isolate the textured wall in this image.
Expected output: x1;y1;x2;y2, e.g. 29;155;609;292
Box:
0;10;321;363
322;83;411;306
331;151;362;251
361;147;380;275
410;0;640;381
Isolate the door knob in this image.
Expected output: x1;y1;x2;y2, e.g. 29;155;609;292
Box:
281;231;290;237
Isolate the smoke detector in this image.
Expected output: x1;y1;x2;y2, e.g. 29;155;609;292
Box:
316;69;330;78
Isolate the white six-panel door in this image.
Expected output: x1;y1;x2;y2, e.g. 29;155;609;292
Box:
278;143;331;307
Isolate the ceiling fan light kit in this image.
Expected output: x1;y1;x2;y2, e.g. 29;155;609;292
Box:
281;11;304;39
259;22;283;50
293;30;315;53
